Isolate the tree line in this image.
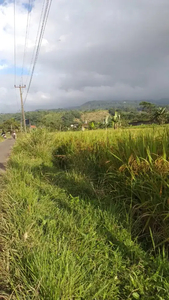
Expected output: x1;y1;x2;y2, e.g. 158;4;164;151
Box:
0;102;169;132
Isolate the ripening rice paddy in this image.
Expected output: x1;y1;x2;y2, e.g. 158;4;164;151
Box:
1;126;169;299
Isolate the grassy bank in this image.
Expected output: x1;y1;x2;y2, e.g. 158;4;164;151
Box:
0;136;4;142
1;128;169;299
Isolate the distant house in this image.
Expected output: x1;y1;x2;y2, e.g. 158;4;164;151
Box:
70;123;79;129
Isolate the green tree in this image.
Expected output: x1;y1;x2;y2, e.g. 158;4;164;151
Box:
139;101;156;114
152;107;167;125
108;108;115;116
72;111;81;119
89;121;95;130
41;113;63;130
1;118;20;132
61;112;75;127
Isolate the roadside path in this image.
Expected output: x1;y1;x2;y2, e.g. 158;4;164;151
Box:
0;138;15;172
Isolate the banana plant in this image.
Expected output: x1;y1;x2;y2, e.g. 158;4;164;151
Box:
152;107;167;125
112;111;121;129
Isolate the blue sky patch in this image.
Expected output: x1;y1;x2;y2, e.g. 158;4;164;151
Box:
0;1;34;11
0;59;7;65
0;66;29;76
22;1;35;12
0;0;15;7
23;3;32;12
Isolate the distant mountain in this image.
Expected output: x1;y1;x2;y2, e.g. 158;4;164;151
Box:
79;100;120;110
69;99;169;111
64;100;140;111
32;99;169;113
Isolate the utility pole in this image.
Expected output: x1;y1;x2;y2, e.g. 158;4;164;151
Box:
14;85;26;132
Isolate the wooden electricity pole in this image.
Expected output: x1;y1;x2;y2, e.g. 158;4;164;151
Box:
14;85;26;132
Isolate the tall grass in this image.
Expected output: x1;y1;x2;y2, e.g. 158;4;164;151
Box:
51;127;169;247
1;127;169;299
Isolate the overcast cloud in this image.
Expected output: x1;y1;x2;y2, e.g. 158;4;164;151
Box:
0;0;169;112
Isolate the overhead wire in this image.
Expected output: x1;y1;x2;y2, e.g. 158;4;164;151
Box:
24;0;52;104
20;0;32;85
13;0;53;124
24;0;53;105
42;0;53;38
24;0;46;91
13;0;16;86
13;0;20;111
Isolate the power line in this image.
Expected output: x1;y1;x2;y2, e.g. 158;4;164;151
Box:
24;0;52;104
20;0;32;85
13;1;27;130
24;0;46;91
24;0;53;105
13;0;20;112
13;0;16;86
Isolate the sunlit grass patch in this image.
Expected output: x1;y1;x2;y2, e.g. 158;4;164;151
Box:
1;127;169;299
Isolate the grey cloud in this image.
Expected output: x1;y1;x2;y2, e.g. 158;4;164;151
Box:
1;0;169;112
36;0;169;101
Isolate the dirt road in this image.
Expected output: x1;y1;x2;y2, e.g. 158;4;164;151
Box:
0;138;15;172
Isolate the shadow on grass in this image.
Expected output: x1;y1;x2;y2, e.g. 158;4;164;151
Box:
33;163;114;209
7;158;128;223
8;159;141;261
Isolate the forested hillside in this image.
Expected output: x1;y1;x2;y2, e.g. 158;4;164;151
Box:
0;100;169;131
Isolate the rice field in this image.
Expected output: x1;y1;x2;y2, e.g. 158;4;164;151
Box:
1;126;169;299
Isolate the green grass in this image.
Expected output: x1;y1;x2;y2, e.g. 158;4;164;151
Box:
51;126;169;247
1;127;169;299
0;135;5;142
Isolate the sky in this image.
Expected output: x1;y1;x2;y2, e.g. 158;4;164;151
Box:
0;0;169;112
